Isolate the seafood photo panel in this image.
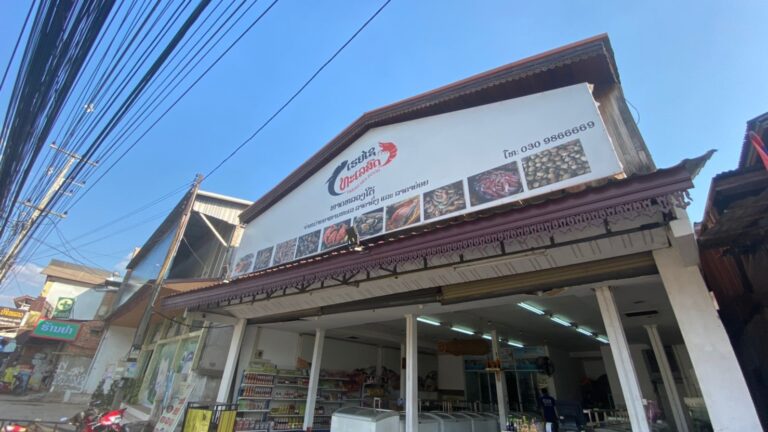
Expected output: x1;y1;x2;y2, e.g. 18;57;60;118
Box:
354;208;384;239
522;139;592;189
322;220;351;250
295;230;321;258
272;238;297;266
467;161;524;206
386;196;421;231
252;247;274;271
423;181;467;220
234;253;254;274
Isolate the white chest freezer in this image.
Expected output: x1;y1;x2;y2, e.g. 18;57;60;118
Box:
398;413;440;432
331;406;399;432
452;412;498;432
421;412;469;432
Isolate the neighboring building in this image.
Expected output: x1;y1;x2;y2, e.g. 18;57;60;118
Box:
82;186;252;423
4;260;118;397
161;34;761;432
698;112;768;429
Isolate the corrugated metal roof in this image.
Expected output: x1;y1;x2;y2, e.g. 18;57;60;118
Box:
193;191;250;225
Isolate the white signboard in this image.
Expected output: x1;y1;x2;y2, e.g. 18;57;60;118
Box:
232;83;623;275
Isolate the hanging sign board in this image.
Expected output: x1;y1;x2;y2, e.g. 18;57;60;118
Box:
31;320;81;341
233;83;623;276
0;307;25;328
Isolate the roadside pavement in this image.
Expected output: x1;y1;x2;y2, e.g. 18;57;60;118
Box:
0;393;87;422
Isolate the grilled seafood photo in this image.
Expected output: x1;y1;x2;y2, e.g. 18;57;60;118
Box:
295;230;321;258
522;139;591;189
253;247;273;271
322;220;351;250
234;253;254;274
354;208;384;238
467;162;523;206
423;181;466;220
273;238;297;265
386;196;420;231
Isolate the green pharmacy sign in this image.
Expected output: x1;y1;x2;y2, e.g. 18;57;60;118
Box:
32;320;81;341
53;297;75;319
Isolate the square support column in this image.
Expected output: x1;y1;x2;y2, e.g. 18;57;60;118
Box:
595;286;650;432
217;318;247;403
645;324;688;432
405;314;419;432
491;330;509;429
303;328;325;431
654;246;761;430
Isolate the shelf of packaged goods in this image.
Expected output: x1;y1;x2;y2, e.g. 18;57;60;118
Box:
237;410;270;413
318;388;345;392
276;374;305;379
238;397;271;400
268;414;333;418
241;383;274;387
273;383;307;388
244;371;277;376
318;377;350;381
270;398;308;402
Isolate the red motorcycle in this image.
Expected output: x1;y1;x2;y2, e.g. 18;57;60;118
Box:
70;407;127;432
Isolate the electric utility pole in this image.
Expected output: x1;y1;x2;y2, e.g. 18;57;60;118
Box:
0;143;97;284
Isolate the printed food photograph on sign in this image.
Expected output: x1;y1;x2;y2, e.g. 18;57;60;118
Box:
321;220;351;250
234;253;254;274
295;230;321;258
385;196;421;231
272;239;297;265
522;139;591;189
354;208;384;239
252;247;273;271
467;161;523;206
423;181;466;220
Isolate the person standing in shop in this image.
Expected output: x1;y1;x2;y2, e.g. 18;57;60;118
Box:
538;388;559;432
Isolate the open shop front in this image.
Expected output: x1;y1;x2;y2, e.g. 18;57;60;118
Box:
162;35;761;431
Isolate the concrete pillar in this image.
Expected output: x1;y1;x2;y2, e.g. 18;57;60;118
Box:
491;330;508;429
645;325;688;432
217;318;247;402
405;314;419;432
303;328;325;431
595;286;650;432
654;247;762;431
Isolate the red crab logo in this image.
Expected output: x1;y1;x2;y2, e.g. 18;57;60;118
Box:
326;142;397;196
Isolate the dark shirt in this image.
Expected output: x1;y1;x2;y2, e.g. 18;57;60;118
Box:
539;394;557;421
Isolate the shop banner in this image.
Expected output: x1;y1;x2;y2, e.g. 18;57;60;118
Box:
31;320;80;341
182;408;212;432
0;307;25;328
233;83;623;276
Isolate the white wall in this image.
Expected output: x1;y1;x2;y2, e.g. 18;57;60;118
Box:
83;325;135;393
233;326;302;395
601;344;657;408
581;357;607;381
46;280;106;320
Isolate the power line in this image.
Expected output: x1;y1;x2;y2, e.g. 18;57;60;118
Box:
0;0;36;93
204;0;392;179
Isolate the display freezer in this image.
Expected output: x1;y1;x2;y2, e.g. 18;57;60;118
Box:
421;412;470;432
330;407;400;432
452;412;498;432
398;413;440;432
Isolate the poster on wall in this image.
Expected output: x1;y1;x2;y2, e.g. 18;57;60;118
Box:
233;83;624;276
155;382;197;432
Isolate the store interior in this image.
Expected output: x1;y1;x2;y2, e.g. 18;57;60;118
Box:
231;274;704;431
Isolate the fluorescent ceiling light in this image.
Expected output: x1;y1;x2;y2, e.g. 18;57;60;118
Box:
576;327;594;337
550;316;572;327
451;326;475;336
482;334;492;340
507;340;524;348
416;317;441;326
596;335;609;344
518;302;546;315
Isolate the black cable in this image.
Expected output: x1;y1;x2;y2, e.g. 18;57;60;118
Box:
205;0;392;179
0;0;37;94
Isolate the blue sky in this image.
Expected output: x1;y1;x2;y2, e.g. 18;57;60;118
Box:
0;1;766;304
